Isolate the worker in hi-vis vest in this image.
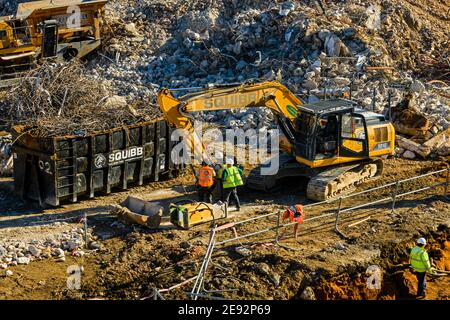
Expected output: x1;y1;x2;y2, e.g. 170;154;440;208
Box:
222;158;244;211
409;237;432;298
197;161;216;203
214;160;227;201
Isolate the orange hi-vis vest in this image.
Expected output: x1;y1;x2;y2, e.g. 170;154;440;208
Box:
283;205;305;224
198;166;215;187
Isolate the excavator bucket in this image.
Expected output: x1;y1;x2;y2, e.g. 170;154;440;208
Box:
170;202;228;230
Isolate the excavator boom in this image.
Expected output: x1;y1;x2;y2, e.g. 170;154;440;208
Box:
158;80;302;130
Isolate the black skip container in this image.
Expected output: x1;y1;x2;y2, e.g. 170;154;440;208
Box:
11;119;184;206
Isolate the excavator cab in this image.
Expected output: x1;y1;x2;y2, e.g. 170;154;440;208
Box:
293;100;370;164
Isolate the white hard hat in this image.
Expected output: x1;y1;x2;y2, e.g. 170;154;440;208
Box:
417;238;426;245
226;158;234;165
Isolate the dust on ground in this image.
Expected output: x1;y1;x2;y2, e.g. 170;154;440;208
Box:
0;158;449;300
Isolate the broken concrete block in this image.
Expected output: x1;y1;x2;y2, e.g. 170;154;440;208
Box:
422;128;450;156
300;286;316;300
17;257;30;265
402;150;416;159
396;135;431;158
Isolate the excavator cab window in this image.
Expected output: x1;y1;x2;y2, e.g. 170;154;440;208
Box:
339;113;369;158
315;114;338;159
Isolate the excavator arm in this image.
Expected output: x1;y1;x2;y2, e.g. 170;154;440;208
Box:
157;80;303;130
157;81;303;162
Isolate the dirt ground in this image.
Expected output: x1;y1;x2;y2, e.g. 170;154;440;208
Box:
0;157;449;300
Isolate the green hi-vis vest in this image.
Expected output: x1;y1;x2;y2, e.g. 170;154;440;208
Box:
409;246;431;273
223;166;244;189
216;164;226;179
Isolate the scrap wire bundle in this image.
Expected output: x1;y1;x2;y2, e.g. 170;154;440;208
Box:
0;61;159;137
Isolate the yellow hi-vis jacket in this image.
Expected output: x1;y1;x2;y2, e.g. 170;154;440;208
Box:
409;246;431;273
222;166;244;189
216;164;226;179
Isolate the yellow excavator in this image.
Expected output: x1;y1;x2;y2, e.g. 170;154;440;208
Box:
157;80;395;201
0;0;107;86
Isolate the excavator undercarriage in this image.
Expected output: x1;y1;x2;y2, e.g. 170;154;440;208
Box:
247;153;383;201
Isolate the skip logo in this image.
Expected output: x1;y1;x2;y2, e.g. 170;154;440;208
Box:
109;146;143;165
94;147;144;168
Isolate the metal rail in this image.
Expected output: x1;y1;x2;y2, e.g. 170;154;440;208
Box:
215;167;449;246
191;167;449;299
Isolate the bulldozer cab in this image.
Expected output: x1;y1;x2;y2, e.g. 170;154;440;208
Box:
0;21;12;49
0;19;33;50
293;100;369;162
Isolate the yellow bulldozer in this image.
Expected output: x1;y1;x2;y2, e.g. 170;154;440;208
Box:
157;81;396;201
0;0;107;86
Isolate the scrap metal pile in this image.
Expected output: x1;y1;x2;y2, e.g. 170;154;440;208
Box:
0;62;160;137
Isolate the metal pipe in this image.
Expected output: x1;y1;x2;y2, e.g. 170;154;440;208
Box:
217;226;277;245
191;227;216;299
84;212;88;249
334;198;342;231
340;196;392;213
391;181;399;214
395;183;445;199
445;168;449;199
348;216;371;228
213;168;448;247
224;211;278;227
275;211;281;241
334;198;347;238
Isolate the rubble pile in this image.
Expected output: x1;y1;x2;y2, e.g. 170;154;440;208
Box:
92;0;449;149
0;225;99;273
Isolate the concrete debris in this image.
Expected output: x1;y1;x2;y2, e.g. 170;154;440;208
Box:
0;245;6;258
0;133;13;176
235;246;252;257
53;248;65;258
396;136;431;158
422;129;450;157
5;270;13;277
72;250;85;257
17;257;30;265
0;225;95;268
27;245;41;258
256;262;271;275
365;5;381;30
124;23;142;38
89;241;101;250
300;286;317;300
402;150;416;159
270;273;281;287
410;80;426;93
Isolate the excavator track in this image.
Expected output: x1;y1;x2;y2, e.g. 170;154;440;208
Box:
306;159;383;201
